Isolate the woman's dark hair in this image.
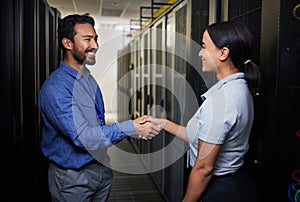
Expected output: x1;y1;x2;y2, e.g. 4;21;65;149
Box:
206;21;262;89
57;13;95;51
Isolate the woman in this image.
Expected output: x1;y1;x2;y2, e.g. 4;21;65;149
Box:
144;21;262;201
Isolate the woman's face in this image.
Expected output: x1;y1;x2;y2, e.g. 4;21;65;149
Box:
198;30;220;73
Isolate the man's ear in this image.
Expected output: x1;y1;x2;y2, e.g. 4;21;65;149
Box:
61;38;72;50
219;47;230;61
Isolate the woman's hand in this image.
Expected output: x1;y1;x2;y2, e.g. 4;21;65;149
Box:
133;115;163;140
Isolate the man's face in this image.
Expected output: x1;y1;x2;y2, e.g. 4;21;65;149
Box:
72;23;99;65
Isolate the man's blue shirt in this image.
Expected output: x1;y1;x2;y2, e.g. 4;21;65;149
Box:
38;61;136;169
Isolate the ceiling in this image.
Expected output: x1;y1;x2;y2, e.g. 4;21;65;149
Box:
46;0;175;31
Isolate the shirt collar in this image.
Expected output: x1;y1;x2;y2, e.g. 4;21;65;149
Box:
201;72;245;101
59;61;91;79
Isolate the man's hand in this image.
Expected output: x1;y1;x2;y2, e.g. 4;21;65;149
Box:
133;115;162;140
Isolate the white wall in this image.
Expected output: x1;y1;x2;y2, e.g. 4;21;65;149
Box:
88;28;131;124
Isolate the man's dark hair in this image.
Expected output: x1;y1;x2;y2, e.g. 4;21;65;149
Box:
57;13;95;50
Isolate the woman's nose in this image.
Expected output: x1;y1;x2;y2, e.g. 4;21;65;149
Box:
198;49;203;58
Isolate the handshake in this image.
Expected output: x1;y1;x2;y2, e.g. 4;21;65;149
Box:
133;115;166;140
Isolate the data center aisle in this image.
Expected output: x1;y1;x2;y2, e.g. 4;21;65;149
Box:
107;138;166;202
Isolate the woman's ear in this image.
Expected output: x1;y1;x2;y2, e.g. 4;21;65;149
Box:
61;38;72;50
219;47;230;61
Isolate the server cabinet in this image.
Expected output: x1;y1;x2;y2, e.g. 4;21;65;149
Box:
260;0;300;201
140;30;152;117
130;37;143;151
1;0;60;201
1;0;23;200
163;2;192;201
148;16;168;194
226;0;263;168
133;38;142;120
117;44;132;122
139;30;152;156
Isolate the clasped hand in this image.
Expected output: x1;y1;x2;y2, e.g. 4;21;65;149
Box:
133;115;165;140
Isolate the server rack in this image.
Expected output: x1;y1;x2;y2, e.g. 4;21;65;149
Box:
148;15;168;194
117;44;132;122
260;0;300;201
1;0;60;201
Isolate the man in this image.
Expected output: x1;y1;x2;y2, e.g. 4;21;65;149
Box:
38;13;161;201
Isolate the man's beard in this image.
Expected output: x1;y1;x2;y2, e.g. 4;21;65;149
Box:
72;47;96;65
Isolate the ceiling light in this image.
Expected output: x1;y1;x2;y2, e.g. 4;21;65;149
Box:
111;2;119;8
